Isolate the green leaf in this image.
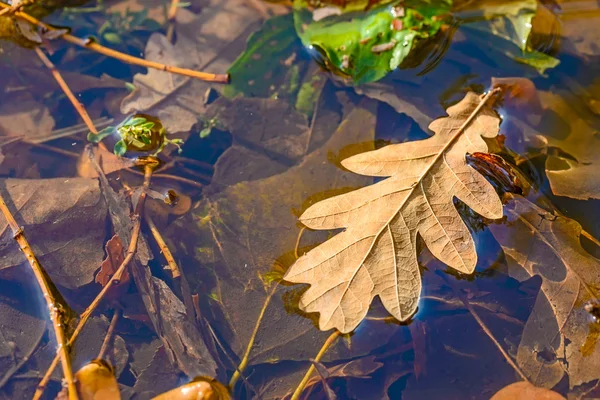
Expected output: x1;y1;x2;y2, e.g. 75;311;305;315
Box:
114;139;127;156
294;0;451;84
103;32;122;44
139;135;152;145
295;74;326;119
225;14;302;99
140;122;155;130
199;127;212;138
87;126;115;143
122;117;146;127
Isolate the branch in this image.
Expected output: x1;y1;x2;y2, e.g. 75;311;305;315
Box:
0;1;229;83
33;156;156;400
145;214;181;279
291;331;341;400
0;191;78;400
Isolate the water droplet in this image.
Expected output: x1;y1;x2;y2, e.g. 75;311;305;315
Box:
402;41;408;47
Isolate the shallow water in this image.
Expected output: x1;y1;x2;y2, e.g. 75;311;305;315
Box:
0;0;600;399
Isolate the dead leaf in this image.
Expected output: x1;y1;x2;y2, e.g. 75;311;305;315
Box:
168;99;383;374
96;234;130;289
508;88;600;200
490;381;565;400
132;345;181;397
534;91;600;200
93;162;218;379
203;97;321;188
77;146;135;178
299;356;383;399
0;92;54;139
284;91;503;333
0;178;107;289
489;194;600;388
120;2;264;136
354;82;434;133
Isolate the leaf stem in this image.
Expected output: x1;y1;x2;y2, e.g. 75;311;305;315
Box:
290;330;341;400
228;285;277;390
0;192;78;399
97;309;120;360
34;47;97;134
0;1;229;83
166;0;180;42
33;159;155;400
145;214;181;279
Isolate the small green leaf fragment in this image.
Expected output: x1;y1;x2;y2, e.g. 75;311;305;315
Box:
114;140;127;156
88;126;115;143
103;32;122;44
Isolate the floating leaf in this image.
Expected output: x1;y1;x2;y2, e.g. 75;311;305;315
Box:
294;0;451;84
284;91;503;333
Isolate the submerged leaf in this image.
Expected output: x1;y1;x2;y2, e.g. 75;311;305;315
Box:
459;0;560;74
284;91;503;333
120;0;265;135
169;99;382;373
0;178;107;289
489;195;600;388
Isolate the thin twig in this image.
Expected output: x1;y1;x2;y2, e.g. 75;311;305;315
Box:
0;193;78;399
33;159;155;400
228;284;277;390
97;309;120;360
145;214;181;279
0;2;229;83
294;227;306;260
34;47;97;135
166;0;180;42
581;230;600;248
290;330;341;400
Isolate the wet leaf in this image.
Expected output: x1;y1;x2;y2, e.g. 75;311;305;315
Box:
225;14;302;99
490;381;565;400
169;99;380;372
511;89;600;200
294;0;451;84
489;194;600;388
0;93;55;140
203;97;311;187
0;178;107;289
132;345;181;397
459;0;560;74
120;1;264;135
96;234;130;289
300;356;383;398
284;91;503;333
93;159;218;379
